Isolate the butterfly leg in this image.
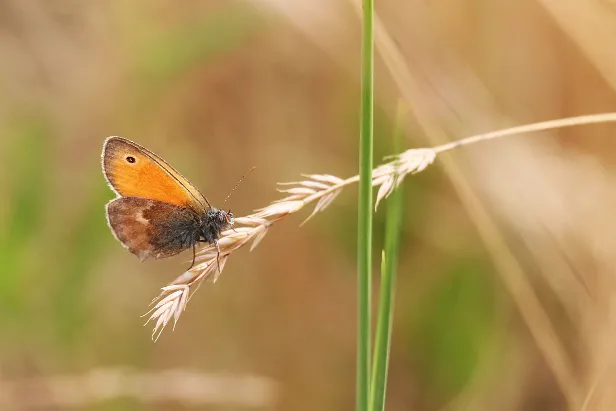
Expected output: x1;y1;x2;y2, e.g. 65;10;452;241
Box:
187;242;196;270
215;239;221;273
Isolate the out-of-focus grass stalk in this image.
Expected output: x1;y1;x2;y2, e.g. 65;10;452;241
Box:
369;106;405;411
357;0;374;410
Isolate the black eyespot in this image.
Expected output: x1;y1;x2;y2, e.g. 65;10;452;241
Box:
126;156;136;163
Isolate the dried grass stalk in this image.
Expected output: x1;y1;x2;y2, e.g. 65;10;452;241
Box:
144;112;616;340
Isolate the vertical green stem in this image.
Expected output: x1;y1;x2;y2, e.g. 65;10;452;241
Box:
357;0;374;411
369;153;404;411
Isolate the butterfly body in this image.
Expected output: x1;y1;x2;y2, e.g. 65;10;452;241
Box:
102;137;234;264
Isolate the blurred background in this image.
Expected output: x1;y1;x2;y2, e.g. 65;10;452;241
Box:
1;0;616;410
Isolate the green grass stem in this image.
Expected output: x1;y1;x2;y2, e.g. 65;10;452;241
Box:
369;154;404;411
357;0;374;411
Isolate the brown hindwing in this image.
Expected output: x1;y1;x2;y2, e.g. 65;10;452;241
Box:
106;197;201;261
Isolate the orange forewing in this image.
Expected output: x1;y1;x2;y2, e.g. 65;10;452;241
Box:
102;137;208;212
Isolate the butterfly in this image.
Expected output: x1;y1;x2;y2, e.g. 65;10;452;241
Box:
102;136;242;269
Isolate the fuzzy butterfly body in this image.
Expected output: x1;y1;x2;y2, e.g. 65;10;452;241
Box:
102;137;234;264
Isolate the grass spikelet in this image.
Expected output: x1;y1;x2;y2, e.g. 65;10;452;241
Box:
143;112;616;340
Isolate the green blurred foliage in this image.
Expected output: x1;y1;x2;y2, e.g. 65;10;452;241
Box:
52;183;116;344
1;114;52;319
411;256;498;401
136;6;260;86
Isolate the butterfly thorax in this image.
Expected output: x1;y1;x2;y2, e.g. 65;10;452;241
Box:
200;208;234;244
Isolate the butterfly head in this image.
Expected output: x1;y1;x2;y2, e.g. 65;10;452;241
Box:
201;208;234;244
216;208;234;227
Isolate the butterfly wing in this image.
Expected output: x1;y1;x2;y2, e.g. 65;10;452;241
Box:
102;136;209;212
106;197;200;261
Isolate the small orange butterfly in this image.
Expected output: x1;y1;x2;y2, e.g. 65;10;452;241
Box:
101;137;238;268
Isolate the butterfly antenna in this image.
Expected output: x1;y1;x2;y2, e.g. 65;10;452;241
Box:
222;166;256;206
